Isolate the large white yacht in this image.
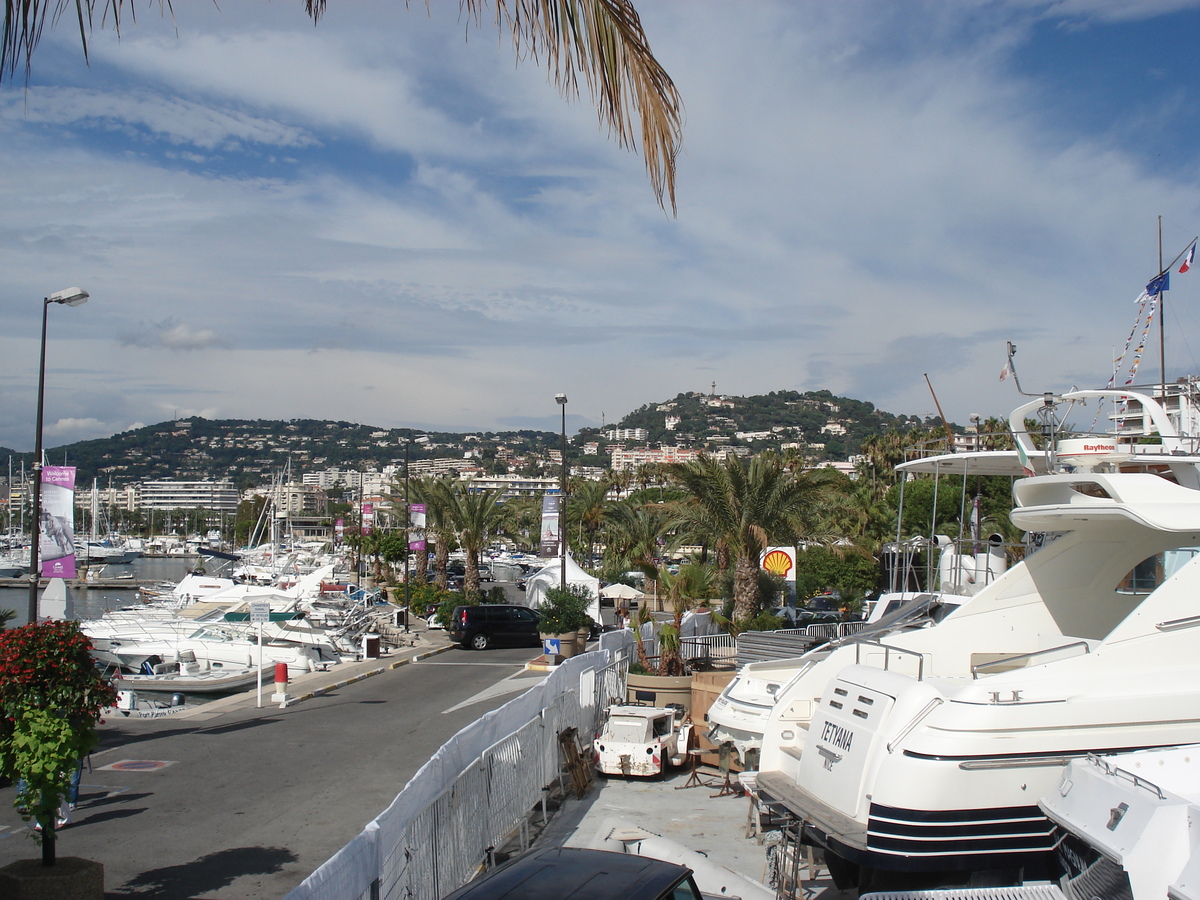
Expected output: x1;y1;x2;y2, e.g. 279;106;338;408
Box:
752;383;1200;890
707;448;1023;765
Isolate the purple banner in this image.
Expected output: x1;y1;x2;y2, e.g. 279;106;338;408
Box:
409;503;426;552
362;502;374;536
539;492;561;558
40;466;77;579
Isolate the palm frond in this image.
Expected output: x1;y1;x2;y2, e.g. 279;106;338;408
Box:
7;1;681;211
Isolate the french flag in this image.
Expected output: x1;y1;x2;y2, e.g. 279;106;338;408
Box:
1181;242;1196;274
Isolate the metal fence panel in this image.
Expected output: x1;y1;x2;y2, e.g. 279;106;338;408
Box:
285;648;625;900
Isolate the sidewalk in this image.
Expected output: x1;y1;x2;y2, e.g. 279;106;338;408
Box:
124;619;456;720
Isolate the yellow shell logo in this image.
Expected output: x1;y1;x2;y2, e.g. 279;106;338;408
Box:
762;549;793;576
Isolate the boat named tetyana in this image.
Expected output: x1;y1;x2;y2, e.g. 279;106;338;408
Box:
753;381;1200;892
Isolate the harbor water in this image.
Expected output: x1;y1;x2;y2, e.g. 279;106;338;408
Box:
0;555;207;627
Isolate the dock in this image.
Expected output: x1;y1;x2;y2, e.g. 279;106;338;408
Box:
0;577;156;589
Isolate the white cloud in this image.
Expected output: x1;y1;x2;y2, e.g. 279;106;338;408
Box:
3;1;1200;452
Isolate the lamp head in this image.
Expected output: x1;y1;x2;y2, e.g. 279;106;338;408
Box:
47;287;89;307
555;393;567;405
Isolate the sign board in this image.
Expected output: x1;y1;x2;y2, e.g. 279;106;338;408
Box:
542;637;561;657
249;600;271;624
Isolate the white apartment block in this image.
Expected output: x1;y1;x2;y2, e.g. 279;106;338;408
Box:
136;480;239;514
609;445;702;472
604;428;648;442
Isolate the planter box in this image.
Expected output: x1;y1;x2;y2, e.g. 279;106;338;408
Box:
539;633;579;659
626;672;692;714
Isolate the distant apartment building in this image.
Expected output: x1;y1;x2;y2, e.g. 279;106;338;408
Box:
465;474;561;498
407;457;475;478
609;445;702;472
604;428;648;442
136;480;239;514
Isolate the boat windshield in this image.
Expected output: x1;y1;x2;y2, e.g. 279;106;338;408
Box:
186;625;243;642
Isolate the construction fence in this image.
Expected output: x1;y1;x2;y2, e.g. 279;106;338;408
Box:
283;644;629;900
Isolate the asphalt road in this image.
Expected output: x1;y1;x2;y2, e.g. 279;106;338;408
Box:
0;643;548;900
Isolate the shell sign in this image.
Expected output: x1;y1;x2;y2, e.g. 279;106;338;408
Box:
761;547;795;579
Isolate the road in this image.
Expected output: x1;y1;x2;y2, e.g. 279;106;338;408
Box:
0;642;547;900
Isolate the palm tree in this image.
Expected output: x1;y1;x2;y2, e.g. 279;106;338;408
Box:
411;477;453;589
438;480;506;598
601;500;673;608
653;561;717;676
667;452;835;624
3;0;683;210
567;476;612;566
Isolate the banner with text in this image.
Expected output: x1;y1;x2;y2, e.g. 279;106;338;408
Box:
409;503;427;553
40;466;77;579
539;491;561;558
362;502;374;536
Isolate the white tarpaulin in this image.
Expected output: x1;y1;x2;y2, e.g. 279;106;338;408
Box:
523;553;601;623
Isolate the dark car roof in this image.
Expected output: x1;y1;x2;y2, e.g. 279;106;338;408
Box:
440;847;693;900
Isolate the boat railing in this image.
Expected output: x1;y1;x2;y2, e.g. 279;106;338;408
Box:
1155;613;1200;631
1087;752;1167;800
971;640;1091;679
854;639;926;679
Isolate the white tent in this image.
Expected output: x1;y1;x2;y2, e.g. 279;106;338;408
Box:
523;554;601;624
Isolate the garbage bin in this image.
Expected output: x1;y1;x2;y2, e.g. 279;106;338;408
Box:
362;634;381;659
394;608;409;629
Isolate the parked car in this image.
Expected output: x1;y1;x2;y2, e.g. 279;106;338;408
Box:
440;847;704;900
770;592;849;627
448;604;542;651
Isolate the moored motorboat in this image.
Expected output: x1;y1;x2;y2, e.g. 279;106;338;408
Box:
753;384;1200;890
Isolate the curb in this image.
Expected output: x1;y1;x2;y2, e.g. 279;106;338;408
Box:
285;643;455;706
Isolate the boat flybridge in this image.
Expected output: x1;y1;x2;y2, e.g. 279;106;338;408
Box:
707;449;1027;766
752;385;1200;891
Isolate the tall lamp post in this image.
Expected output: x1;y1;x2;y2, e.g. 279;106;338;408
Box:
555;393;568;591
27;287;90;625
403;438;410;633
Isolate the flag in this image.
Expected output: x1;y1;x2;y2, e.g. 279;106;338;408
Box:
1146;271;1170;295
1181;243;1196;274
999;362;1011;382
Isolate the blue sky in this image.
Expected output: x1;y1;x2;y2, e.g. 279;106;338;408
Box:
4;0;1200;453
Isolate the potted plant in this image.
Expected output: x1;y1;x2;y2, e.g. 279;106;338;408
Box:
0;619;116;896
626;563;725;712
537;584;594;659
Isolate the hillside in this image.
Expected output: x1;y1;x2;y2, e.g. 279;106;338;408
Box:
5;389;942;488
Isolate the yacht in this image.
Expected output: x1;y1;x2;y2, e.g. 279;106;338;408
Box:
753;385;1200;890
708;449;1027;766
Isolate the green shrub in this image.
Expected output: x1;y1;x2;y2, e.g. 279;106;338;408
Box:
537;583;593;634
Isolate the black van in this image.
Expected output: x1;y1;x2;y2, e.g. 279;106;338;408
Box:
440;847;703;900
448;604;542;651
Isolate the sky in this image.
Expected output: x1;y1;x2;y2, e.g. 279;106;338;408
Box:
5;0;1200;453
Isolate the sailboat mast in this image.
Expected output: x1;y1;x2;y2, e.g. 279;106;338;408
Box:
1160;215;1166;404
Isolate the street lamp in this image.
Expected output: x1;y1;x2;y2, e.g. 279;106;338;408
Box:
555;393;568;591
28;287;89;624
403;438;410;633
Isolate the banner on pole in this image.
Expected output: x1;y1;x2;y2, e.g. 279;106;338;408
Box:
40;466;77;579
539;491;561;558
409;503;427;552
362;502;374;536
